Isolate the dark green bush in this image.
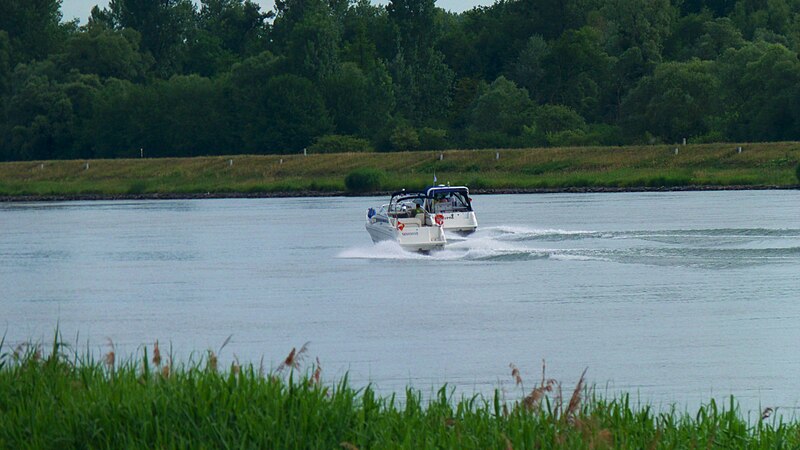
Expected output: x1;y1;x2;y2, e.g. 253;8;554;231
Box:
126;181;148;194
534;104;586;134
389;126;420;151
418;128;448;150
796;163;800;183
345;168;385;192
308;135;373;153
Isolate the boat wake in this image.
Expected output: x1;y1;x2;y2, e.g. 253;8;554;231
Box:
339;225;800;267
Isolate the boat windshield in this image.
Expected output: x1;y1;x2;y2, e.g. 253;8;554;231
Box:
388;194;430;218
427;188;472;213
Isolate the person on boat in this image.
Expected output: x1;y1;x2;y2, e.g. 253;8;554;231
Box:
434;194;450;212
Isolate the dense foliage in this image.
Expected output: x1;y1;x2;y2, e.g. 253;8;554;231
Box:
1;339;796;448
4;0;800;160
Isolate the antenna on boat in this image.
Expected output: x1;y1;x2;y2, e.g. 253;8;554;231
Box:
433;171;437;184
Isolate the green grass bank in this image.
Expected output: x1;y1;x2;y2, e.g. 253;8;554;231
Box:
0;142;799;198
0;339;795;449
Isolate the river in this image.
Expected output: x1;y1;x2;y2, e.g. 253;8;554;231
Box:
1;190;799;413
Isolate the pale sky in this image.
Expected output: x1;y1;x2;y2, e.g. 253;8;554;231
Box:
61;0;494;24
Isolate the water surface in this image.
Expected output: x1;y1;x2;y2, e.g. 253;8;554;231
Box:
1;191;798;412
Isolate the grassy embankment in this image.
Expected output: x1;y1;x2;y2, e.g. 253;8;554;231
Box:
0;338;796;448
0;142;799;197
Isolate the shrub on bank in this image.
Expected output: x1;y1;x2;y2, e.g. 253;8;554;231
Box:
345;168;385;192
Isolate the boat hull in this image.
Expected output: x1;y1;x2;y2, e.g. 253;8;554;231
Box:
440;211;478;234
365;221;446;252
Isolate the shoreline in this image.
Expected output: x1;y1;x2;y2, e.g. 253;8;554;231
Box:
0;184;797;202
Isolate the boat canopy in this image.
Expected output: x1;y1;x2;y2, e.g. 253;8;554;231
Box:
389;191;432;204
425;186;472;213
424;186;470;196
389;186;473;214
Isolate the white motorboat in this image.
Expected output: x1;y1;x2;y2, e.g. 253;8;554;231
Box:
422;185;478;234
365;191;447;252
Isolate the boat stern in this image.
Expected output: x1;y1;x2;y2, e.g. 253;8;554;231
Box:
441;211;478;234
397;223;447;251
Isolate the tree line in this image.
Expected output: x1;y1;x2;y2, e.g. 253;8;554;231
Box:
3;0;800;161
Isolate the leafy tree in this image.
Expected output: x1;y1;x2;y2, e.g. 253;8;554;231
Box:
57;28;151;80
696;17;746;58
5;0;800;159
679;0;737;17
84;78;143;158
388;0;454;124
389;124;420;150
322;62;394;138
664;11;714;60
469;76;534;137
418;127;449;150
242;74;332;153
59;72;103;158
196;0;270;56
287;5;340;80
541;26;614;121
621;59;720;142
87;75;233;157
387;0;437;54
145;76;233;156
0;0;67;65
271;0;342;80
340;0;389;71
718;41;800;141
598;0;678;64
730;0;794;39
98;0;195;77
182;29;236;76
509;35;549;102
391;48;454;124
666;14;746;60
3;63;76;160
535;104;587;134
442;0;594;81
183;0;271;77
447;77;482;132
0;31;11;96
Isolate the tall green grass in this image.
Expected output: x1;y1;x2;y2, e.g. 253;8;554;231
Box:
0;337;797;449
0;143;798;197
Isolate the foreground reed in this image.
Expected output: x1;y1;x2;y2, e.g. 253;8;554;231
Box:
0;337;796;449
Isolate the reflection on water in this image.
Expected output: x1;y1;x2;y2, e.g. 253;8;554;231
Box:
1;191;799;413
